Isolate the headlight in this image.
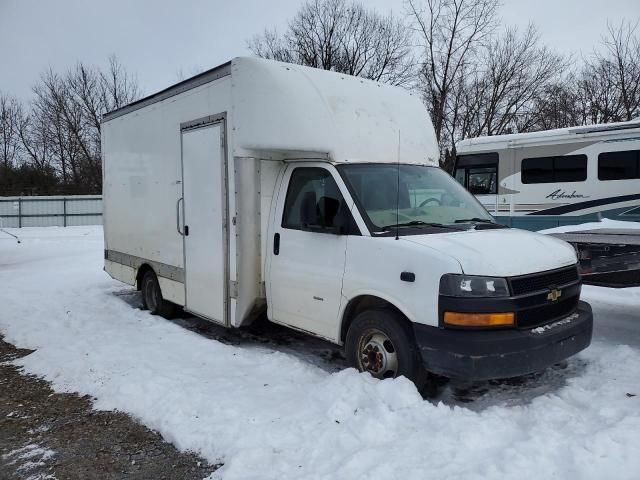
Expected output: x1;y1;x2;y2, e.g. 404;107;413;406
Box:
439;274;510;297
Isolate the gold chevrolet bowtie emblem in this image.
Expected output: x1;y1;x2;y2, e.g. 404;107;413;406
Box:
547;288;562;302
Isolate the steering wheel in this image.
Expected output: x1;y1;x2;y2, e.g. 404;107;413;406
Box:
419;197;441;207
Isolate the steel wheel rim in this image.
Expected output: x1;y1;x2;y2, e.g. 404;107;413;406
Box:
145;279;158;311
357;329;398;379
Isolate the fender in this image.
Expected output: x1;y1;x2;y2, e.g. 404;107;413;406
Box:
336;288;419;344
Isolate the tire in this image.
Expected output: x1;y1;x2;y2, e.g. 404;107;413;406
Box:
140;270;177;319
345;309;423;385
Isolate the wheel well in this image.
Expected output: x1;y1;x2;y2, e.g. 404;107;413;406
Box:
340;295;410;342
136;264;154;291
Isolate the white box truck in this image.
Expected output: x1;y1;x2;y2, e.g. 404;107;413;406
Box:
102;57;593;389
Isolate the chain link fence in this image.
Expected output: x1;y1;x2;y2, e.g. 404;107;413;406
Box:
0;196;102;228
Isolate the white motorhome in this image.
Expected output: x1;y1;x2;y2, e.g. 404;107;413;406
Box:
455;121;640;231
102;57;592;388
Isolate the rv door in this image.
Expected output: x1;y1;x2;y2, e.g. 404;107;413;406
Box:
454;153;499;215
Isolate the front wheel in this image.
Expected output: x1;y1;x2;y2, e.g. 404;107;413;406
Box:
345;309;422;383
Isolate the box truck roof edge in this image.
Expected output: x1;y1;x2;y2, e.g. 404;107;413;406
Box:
102;57;440;166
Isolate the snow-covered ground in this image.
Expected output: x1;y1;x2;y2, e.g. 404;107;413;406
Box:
1;226;639;480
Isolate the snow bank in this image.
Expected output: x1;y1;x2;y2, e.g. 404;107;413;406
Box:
1;227;639;480
539;218;640;234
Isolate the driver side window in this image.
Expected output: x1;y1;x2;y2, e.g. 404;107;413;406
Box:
282;167;358;234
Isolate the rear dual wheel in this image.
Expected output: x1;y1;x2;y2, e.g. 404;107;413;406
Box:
141;270;177;319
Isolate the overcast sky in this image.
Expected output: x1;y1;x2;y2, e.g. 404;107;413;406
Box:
1;0;638;101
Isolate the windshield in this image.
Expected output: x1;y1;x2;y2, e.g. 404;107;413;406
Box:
337;164;494;232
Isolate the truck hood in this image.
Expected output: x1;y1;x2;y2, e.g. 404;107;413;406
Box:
402;228;577;277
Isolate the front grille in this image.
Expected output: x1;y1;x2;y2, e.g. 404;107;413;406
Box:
510;266;579;295
517;296;579;328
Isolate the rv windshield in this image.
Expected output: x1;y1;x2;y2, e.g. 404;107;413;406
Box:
337;164;494;233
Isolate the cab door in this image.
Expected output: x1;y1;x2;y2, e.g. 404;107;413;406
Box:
267;164;357;341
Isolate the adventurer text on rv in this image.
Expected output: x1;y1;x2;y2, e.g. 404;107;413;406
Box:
101;57;593;390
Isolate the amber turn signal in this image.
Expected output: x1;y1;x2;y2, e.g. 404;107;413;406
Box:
443;311;514;327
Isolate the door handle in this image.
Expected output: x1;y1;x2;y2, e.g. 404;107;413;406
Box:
273;233;280;255
184;225;189;236
176;197;184;235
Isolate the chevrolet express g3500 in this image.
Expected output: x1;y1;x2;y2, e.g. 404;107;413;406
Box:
102;57;593;389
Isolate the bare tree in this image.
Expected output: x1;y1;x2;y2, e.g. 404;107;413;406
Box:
64;56;141;190
249;0;416;86
604;20;640;121
249;28;295;65
18;108;53;173
453;25;568;138
0;92;63;195
428;24;567;171
530;77;585;131
99;55;142;113
580;20;640;124
408;0;499;144
580;58;622;124
0;92;24;167
19;57;141;194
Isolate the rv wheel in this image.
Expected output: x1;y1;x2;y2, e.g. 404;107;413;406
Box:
141;270;177;319
345;309;423;384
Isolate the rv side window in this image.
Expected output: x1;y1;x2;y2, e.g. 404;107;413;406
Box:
282;167;357;234
521;155;587;184
555;155;588;182
454;153;498;195
598;150;640;180
522;157;553;183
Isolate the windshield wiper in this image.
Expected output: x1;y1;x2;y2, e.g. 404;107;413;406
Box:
453;218;509;229
381;221;455;231
453;218;494;224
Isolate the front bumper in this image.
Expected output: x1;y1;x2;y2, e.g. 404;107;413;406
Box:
413;301;593;381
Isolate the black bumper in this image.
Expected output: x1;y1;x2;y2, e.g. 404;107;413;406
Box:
414;301;593;381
